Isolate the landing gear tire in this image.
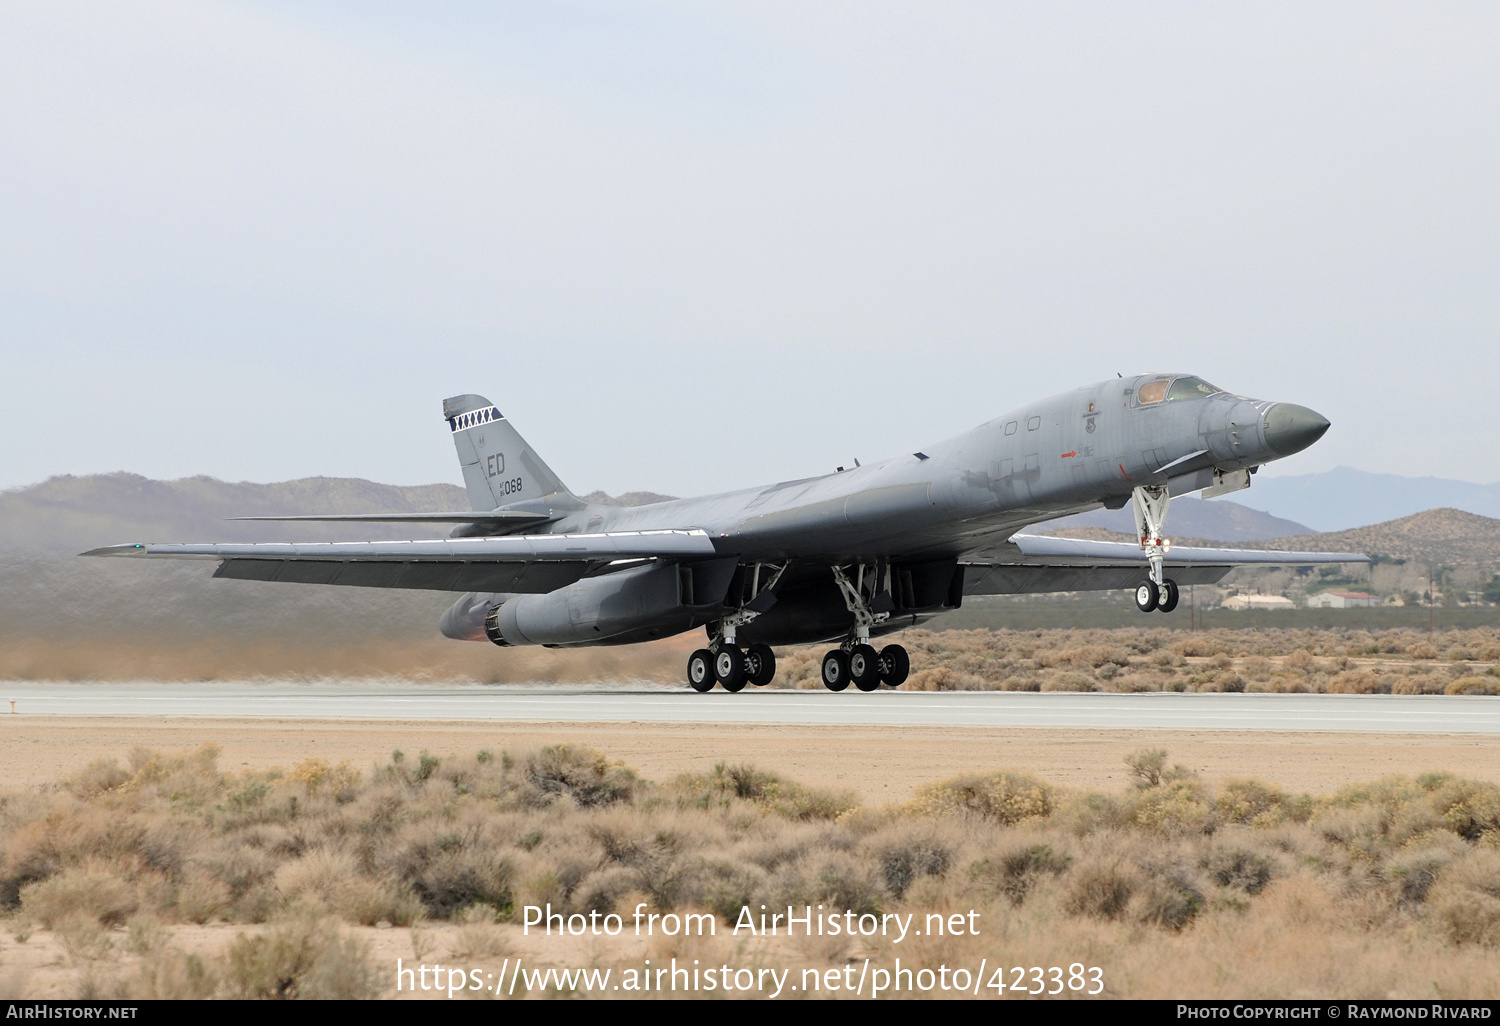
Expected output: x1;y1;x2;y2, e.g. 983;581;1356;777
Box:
715;647;747;692
1134;581;1159;613
850;644;881;691
879;644;910;687
687;649;715;692
745;643;776;686
821;649;851;692
1157;579;1180;613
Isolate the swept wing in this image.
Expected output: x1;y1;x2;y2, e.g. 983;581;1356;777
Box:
83;530;717;594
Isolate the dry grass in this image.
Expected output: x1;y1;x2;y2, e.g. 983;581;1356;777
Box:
781;626;1500;693
4;743;1500;998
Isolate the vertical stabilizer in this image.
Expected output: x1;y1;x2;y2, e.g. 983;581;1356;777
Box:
442;394;580;513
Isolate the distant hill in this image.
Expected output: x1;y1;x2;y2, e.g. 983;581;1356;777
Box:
0;474;676;555
1037;496;1311;542
1244;467;1500;532
579;490;678;508
1235;508;1500;570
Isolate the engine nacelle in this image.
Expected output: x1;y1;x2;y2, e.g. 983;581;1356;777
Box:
479;561;698;647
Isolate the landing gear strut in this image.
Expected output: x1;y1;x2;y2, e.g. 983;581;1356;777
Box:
1131;484;1180;614
685;564;785;691
818;563;910;691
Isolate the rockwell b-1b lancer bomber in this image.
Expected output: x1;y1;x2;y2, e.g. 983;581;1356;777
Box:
88;374;1365;692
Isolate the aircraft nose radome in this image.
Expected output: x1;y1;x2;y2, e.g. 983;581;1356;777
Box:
1262;403;1331;457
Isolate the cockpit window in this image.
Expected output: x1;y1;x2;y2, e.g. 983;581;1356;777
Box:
1167;376;1224;401
1137;378;1170;404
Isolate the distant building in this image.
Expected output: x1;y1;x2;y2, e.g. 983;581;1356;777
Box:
1221;593;1296;611
1306;590;1379;609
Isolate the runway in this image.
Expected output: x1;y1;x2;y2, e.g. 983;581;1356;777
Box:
4;681;1499;733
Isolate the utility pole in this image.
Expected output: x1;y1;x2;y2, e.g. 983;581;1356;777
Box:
1429;568;1435;634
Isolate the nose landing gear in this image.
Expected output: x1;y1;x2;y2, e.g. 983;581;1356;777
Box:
1131;484;1181;614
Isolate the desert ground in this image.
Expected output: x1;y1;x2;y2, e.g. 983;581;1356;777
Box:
4;716;1500;801
4;716;1500;1000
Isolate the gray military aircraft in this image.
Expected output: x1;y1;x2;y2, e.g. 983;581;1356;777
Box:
87;373;1365;692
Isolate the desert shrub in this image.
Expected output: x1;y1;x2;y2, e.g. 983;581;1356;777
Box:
1200;847;1274;894
1318;776;1441;846
1065;859;1136;919
971;842;1072;904
1215;780;1305;826
126;950;217;1000
1125;749;1168;788
906;771;1055;825
1125;749;1196;790
588;820;693;908
1112;672;1159;692
522;745;639;808
174;872;231;924
287;759;361;800
223;918;381;999
1428;778;1500;841
20;863;138;928
1446;676;1500;696
905;667;987;691
691;860;770;921
124;914;172;956
1040;671;1096;692
276;848;423;926
67;759;131;797
1429;850;1500;946
805;862;883;917
1387;840;1466;905
1131;780;1215;835
1328;669;1384;694
574;865;652;916
1393;674;1448;695
869;831;953;898
124;744;223;807
1133;864;1204;929
388;832;516;920
674;764;856;821
1057;791;1131;835
999;675;1039;692
1262;674;1310;693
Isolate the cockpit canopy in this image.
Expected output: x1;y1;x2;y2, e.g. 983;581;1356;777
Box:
1138;375;1224;405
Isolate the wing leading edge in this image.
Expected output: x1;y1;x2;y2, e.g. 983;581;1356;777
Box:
963;533;1369;596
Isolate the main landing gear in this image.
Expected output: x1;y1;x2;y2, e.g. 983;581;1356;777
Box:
683;561;913;693
687;642;776;693
1130;484;1180;614
817;563;910;692
820;643;910;692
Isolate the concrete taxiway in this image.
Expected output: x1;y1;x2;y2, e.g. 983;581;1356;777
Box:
3;681;1498;733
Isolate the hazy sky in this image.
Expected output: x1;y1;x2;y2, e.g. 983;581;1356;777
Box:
3;1;1497;498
